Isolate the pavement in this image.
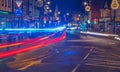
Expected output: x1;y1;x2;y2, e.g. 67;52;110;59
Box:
0;31;120;72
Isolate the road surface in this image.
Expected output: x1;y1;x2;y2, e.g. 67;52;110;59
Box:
0;31;120;72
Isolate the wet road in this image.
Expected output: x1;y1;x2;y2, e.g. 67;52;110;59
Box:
0;32;120;72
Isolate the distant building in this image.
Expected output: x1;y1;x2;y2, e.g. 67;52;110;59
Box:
0;0;14;28
0;0;13;12
99;0;120;33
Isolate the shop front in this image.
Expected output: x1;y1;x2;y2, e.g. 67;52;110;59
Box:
99;17;113;33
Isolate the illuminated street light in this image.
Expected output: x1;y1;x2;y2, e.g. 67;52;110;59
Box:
66;13;70;16
46;6;49;9
85;5;91;12
111;0;119;34
84;2;87;5
56;17;59;20
58;11;61;14
44;5;49;10
111;0;119;9
47;1;51;5
49;9;52;13
78;14;81;17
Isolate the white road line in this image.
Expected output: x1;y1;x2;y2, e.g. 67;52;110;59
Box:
71;48;94;72
83;53;90;60
90;48;93;52
84;48;93;60
72;64;81;72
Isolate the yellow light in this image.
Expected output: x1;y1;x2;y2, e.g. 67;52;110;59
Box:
85;5;91;12
111;0;119;10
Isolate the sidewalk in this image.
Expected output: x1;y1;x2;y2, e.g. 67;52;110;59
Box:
80;31;120;41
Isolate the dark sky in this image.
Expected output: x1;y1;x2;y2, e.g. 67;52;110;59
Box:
51;0;84;13
51;0;112;13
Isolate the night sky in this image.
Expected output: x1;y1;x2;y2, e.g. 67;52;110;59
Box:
51;0;112;13
51;0;84;13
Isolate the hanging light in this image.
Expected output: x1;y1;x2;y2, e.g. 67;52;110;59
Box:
66;13;70;16
47;1;51;5
111;0;119;10
85;5;91;12
84;2;88;6
58;11;61;14
49;9;52;13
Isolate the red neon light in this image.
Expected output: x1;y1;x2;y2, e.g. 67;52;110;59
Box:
0;31;66;58
0;32;57;49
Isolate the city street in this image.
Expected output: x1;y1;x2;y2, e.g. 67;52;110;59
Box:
0;0;120;72
0;31;120;72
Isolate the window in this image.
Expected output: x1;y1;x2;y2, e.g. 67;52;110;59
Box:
2;0;4;6
8;0;12;8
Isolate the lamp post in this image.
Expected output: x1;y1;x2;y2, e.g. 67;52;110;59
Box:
111;0;119;34
84;1;91;31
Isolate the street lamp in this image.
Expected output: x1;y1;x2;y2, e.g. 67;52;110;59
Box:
85;5;91;12
49;9;52;13
47;1;50;4
58;11;61;15
84;2;88;6
66;13;70;16
78;14;81;17
84;1;91;31
111;0;119;34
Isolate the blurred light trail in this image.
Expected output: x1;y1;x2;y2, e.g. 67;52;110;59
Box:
0;32;57;49
80;31;118;37
1;26;66;32
0;30;66;59
114;37;120;41
0;43;23;49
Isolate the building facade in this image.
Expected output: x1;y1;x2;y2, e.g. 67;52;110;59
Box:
0;0;13;12
0;0;14;28
99;0;120;34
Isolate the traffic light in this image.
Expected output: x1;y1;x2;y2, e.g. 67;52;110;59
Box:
93;18;97;24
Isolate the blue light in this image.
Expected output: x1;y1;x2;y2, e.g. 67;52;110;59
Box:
0;26;66;32
63;51;79;56
15;8;22;16
87;20;91;24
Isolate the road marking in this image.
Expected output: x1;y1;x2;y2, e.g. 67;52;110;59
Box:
90;48;93;52
84;48;93;60
83;53;90;60
71;48;94;72
18;62;35;70
72;64;81;72
18;60;42;70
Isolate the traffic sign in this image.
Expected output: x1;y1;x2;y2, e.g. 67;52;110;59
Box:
15;8;22;16
15;0;23;8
